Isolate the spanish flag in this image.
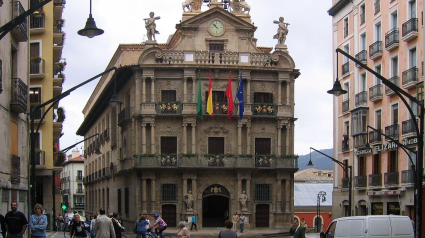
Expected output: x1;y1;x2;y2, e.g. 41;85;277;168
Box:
206;71;213;117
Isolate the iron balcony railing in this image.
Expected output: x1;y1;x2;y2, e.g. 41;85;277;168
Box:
369;84;382;101
360;13;365;25
401;170;414;184
118;108;130;125
355;91;367;107
76;189;84;193
369;174;382;187
354;176;367;188
342;139;349;152
369;41;382;59
353;133;367;148
342;62;349;75
30;12;45;29
252;104;277;117
76;176;83;181
384;124;399;140
385;76;399;95
355;50;367;66
385;28;399;49
10;78;28;114
402;67;418;87
384;171;399;186
156;102;182;115
402;18;418;37
74;203;85;208
35;151;45;166
368;130;382;144
11;1;28;42
30;59;45;75
342;99;349;113
402;119;417;135
374;0;380;14
341;178;349;189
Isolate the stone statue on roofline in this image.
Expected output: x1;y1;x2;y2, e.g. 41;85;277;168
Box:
273;16;289;45
144;12;160;41
182;0;202;12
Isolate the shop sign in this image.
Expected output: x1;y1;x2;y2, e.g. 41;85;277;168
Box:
367;189;405;196
355;138;417;156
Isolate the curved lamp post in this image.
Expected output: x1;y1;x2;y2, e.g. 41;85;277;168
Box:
317;191;327;232
328;48;423;238
77;0;104;38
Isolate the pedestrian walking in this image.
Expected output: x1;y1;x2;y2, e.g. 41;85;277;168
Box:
5;201;28;238
111;213;123;238
217;220;237;238
94;209;115;238
70;214;86;238
29;204;48;238
134;215;149;238
90;212;98;238
239;213;246;233
176;221;190;238
190;215;197;231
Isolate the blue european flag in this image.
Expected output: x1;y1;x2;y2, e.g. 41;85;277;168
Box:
236;75;244;119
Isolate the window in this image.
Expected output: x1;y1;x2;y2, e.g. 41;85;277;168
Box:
255;184;271;201
117;189;121;215
358;156;366;176
351;109;368;135
343;44;349;63
391;56;398;77
208;137;224;155
376;110;382;129
255;138;271;154
392;104;398;124
209;44;224;51
360;5;365;25
125;188;129;216
371;202;383;215
409;0;416;19
344;121;350;137
161;90;176;102
375;22;382;41
344;18;348;37
388;150;397;172
360;33;366;50
360;73;366;91
253;92;273;103
343;160;349;178
161;137;177;154
30;87;41;103
409;47;417;68
387;202;400;215
343;82;349;100
374;65;382;85
391;11;398;29
372;154;380;174
205;91;226;103
374;0;380;14
161;184;177;201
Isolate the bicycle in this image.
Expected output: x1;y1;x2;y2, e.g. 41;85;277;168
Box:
146;228;171;238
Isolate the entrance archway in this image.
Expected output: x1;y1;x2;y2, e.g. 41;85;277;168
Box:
202;184;230;227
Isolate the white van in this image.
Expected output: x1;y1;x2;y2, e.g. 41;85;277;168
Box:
320;215;414;238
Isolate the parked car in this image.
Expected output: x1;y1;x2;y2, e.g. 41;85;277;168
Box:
320;215;414;238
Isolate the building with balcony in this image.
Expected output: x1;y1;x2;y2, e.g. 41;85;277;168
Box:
328;0;422;220
77;2;299;230
29;0;66;228
61;149;85;215
0;0;30;216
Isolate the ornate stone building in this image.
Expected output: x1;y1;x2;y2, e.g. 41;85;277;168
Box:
78;0;300;230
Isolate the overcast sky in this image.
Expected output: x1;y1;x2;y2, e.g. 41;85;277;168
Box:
59;0;333;156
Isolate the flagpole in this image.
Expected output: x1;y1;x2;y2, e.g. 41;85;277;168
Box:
233;72;242;105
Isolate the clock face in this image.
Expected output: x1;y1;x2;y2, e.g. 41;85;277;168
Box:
209;20;225;36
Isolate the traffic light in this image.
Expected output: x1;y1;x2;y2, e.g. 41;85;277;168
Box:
61;204;67;210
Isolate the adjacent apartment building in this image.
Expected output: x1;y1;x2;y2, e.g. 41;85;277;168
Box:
61;149;85;215
0;0;30;216
328;0;423;219
29;0;66;227
78;1;299;229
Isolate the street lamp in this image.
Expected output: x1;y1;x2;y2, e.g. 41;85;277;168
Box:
317;191;327;233
308;147;352;216
78;0;104;38
328;48;424;238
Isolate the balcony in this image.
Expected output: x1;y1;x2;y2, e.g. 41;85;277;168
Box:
384;171;399;187
54;154;65;167
252;104;277;117
402;18;418;42
341;62;349;76
401;170;414;184
402;67;418;89
53;0;66;20
10;78;28;114
29;12;45;34
341;139;349;152
385;76;399;96
341;178;349;189
402;119;417;138
35;150;45;169
160;154;178;167
369;174;382;187
53;121;63;142
353;134;367;148
76;189;84;194
354;176;367;189
74;203;85;209
384;124;399;140
368;130;382;144
76;176;83;181
369;84;382;102
355;50;367;68
30;59;45;79
156;102;182;115
11;1;28;42
134;154;297;169
53;20;65;46
118;108;130;126
342;99;349;113
385;28;399;51
354;91;367;107
369;41;382;60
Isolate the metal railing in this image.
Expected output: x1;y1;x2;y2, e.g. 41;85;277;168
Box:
401;170;414;184
30;59;45;75
369;84;382;101
355;91;367;106
354;176;367;188
76;176;83;181
369;41;382;59
384;124;399;139
341;178;349;188
10;78;28;114
76;189;84;193
402;18;418;37
368;130;382;144
342;139;349;152
402;119;417;135
342;99;349;113
385;76;399;95
369;174;382;187
30;12;45;29
384;171;399;186
11;1;28;42
342;62;349;75
402;67;418;87
353;134;367;148
355;50;367;66
385;28;399;49
35;151;45;166
118;108;130;125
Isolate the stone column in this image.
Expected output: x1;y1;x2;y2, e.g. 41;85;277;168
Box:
286;81;290;105
286;125;290;155
135;71;143;112
285;179;290;212
183;123;187;154
277;80;282;104
192;124;196;154
246;124;251;154
142;123;146;153
277;125;282;155
151;77;155;102
192;179;197;212
151;123;155;153
246;179;251;208
247;79;251;103
142;77;146;102
151;179;156;211
238;179;242;213
276;179;282;212
237;124;242;154
183;78;188;103
142;179;147;213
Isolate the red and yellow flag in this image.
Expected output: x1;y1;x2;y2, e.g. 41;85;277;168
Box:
206;71;213;117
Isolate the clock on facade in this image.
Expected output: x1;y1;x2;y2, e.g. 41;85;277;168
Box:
209;20;225;36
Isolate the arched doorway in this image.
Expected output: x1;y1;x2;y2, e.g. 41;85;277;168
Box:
202;184;230;227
